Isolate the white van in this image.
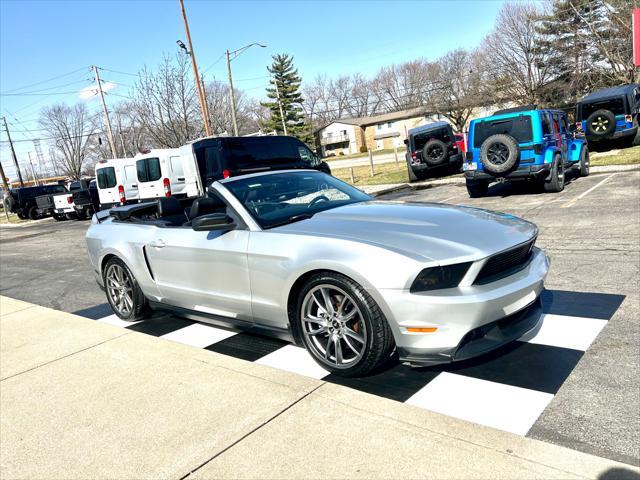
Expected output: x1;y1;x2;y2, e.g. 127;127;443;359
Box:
95;158;139;209
134;149;189;201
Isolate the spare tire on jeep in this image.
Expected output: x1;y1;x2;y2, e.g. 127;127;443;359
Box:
421;139;448;166
585;109;616;137
480;134;520;174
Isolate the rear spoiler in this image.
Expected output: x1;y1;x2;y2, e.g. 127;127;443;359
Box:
95;209;111;223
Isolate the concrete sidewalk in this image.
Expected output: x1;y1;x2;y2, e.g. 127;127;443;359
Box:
1;296;638;479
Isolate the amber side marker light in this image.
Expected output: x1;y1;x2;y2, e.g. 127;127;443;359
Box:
407;327;438;333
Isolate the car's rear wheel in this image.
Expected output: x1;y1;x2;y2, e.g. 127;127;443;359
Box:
296;272;395;377
406;160;427;182
544;155;565;193
16;211;27;220
52;213;65;221
578;147;590;177
466;179;489;198
28;206;39;220
103;257;149;321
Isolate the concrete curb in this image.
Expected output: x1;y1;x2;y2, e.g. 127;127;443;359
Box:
0;217;53;229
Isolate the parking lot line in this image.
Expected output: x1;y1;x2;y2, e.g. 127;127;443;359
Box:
562;174;617;208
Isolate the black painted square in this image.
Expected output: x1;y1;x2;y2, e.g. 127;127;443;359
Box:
542;289;625;320
126;315;194;337
205;333;288;362
73;303;114;320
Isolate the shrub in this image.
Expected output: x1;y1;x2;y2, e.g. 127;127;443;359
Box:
359;146;368;153
339;151;345;156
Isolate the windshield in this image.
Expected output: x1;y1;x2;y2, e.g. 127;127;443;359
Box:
473;116;533;147
223;171;371;229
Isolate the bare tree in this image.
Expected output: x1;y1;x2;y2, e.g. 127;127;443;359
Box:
485;2;551;104
430;49;489;131
129;53;202;148
39;103;97;179
203;80;260;135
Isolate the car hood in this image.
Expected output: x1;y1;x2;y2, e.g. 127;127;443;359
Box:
273;201;538;263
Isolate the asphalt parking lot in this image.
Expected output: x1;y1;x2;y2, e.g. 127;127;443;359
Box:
0;169;638;466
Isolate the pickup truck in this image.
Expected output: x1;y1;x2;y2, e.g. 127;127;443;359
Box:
52;179;93;220
71;179;99;219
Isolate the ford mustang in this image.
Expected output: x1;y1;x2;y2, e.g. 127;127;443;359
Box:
86;170;549;377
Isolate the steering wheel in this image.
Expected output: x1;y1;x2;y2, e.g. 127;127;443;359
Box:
308;195;330;208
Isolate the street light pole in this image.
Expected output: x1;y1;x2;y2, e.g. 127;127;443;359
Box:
274;81;287;136
178;0;212;136
226;49;239;136
225;43;266;137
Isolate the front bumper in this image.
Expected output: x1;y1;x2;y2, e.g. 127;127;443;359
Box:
464;164;549;181
377;247;549;366
412;152;463;171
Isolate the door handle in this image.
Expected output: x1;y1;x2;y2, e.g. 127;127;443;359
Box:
149;239;166;248
131;184;138;188
177;177;185;181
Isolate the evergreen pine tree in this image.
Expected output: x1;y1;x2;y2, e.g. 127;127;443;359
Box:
536;0;609;107
261;54;311;143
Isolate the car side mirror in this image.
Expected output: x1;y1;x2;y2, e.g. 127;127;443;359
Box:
192;213;236;232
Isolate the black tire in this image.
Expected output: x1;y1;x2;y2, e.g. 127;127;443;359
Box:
295;272;396;377
16;211;27;220
52;213;65;221
466;179;489;198
4;196;15;212
585;109;616;137
544;155;565;193
76;209;87;220
27;206;39;220
480;134;520;174
103;257;149;321
406;159;427;182
578;147;590;177
64;213;76;220
421;139;448;166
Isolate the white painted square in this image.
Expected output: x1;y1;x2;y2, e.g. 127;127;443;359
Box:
96;314;141;328
519;313;607;351
256;344;330;379
161;322;237;348
405;372;553;436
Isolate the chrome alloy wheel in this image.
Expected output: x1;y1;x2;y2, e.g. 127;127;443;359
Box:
301;285;367;369
105;263;134;316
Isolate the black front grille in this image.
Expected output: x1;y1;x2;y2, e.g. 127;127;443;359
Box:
474;238;535;284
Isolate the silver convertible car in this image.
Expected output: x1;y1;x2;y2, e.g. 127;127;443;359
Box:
86;170;550;376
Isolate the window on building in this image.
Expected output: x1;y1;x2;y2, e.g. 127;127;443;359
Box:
377;123;383;130
387;121;393;128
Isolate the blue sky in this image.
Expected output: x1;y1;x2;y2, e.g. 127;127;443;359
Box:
0;0;509;179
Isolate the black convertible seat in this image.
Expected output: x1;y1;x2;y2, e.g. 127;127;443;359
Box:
189;196;226;219
157;197;188;226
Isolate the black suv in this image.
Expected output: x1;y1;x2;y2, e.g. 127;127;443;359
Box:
3;184;67;220
576;84;640;145
189;136;331;188
404;121;463;181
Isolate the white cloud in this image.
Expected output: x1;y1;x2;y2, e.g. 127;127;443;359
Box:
79;81;116;100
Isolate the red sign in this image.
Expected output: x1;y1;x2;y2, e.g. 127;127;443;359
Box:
634;8;640;67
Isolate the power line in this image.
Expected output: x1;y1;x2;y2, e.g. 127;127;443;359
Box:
1;67;89;94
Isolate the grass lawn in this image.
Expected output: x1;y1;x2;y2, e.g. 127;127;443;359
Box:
0;211;27;224
332;161;410;186
333;145;639;186
325;148;399;162
590;145;640;166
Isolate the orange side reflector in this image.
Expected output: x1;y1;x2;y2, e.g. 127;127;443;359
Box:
407;327;438;333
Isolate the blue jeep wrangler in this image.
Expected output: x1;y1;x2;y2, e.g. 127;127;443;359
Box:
576;84;640;145
463;106;589;197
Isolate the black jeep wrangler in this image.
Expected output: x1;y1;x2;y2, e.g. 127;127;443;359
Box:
576;84;640;145
404;121;463;181
4;184;68;220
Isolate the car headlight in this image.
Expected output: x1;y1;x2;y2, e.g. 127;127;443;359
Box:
410;263;472;293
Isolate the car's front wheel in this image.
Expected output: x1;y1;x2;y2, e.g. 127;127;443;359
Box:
103;257;149;321
296;272;395;377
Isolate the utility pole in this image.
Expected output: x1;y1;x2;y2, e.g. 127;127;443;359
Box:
2;116;24;187
274;81;287;136
200;74;211;132
0;160;10;221
178;0;212;136
92;66;118;159
226;50;239;136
